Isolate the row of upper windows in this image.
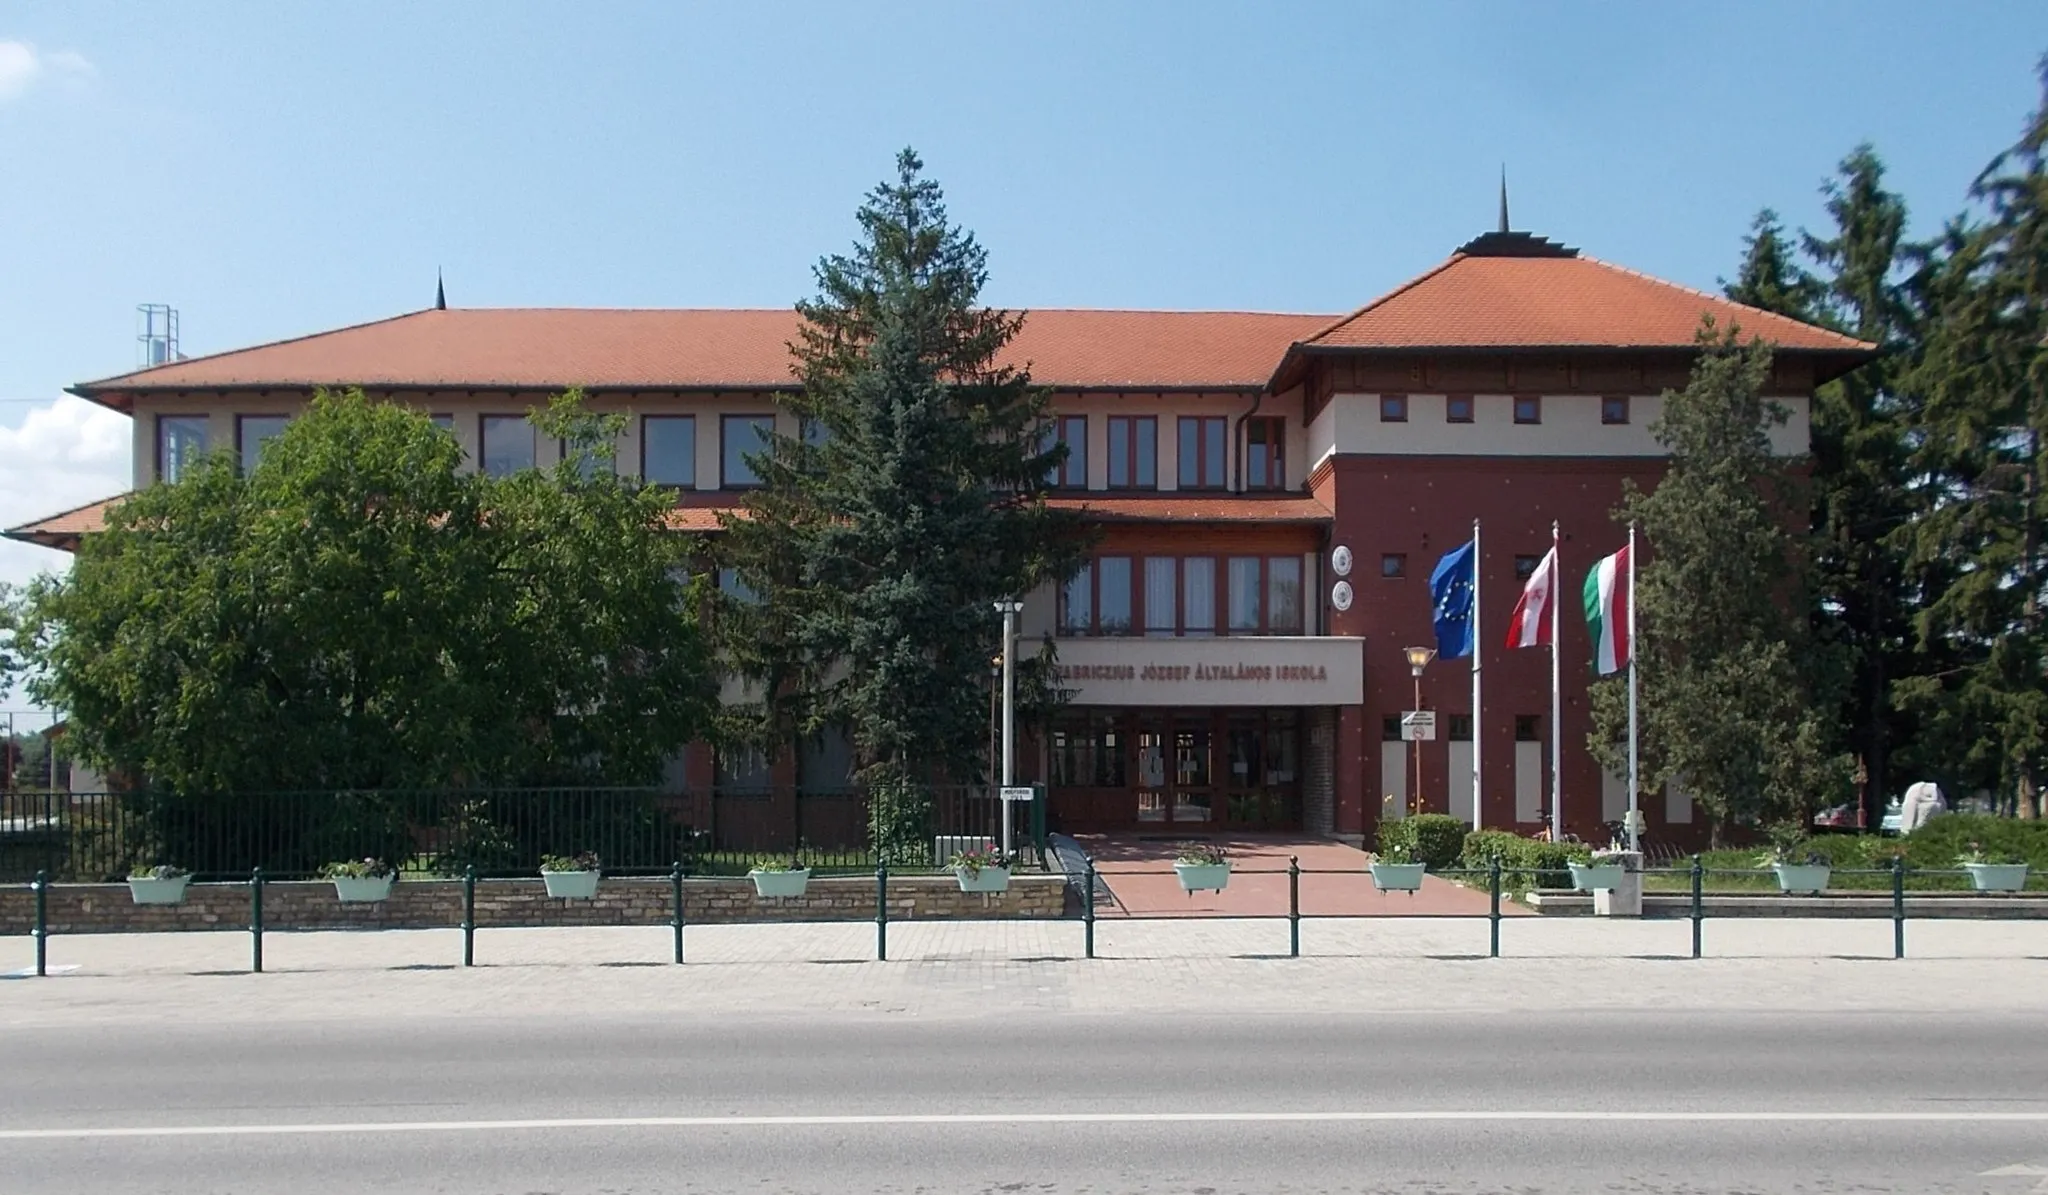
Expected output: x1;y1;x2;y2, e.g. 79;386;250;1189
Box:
155;412;778;488
1375;394;1632;425
1047;415;1287;491
1378;552;1548;581
1060;554;1305;637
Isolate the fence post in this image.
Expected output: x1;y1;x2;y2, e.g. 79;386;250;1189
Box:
462;866;477;967
249;867;265;974
1689;855;1703;960
1083;857;1096;960
1489;857;1502;959
1892;855;1906;960
1288;856;1300;959
875;863;888;962
671;861;686;965
31;869;48;978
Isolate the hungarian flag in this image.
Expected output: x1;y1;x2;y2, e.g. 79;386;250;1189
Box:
1582;544;1631;675
1503;546;1557;648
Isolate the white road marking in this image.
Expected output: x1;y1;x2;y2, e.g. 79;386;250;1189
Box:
7;1110;2048;1141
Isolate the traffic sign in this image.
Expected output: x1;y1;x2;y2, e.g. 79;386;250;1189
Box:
999;786;1037;802
1400;711;1437;741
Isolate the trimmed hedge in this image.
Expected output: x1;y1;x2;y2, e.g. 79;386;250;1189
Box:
1460;830;1592;892
1377;813;1468;870
1687;815;2048;890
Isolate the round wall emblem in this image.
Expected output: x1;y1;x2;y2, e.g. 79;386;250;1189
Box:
1331;579;1354;612
1331;545;1354;577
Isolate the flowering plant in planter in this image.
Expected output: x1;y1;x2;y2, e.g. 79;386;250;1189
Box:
540;852;602;874
1174;843;1228;867
127;863;194;906
748;856;812;897
950;847;1016;876
1375;843;1414;864
320;857;397;880
1957;842;2025;866
128;864;191;881
1172;842;1231;893
751;856;805;872
1757;823;1827;868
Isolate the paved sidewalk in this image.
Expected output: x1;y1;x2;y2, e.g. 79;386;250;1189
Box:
1078;834;1512;918
5;917;2046;1029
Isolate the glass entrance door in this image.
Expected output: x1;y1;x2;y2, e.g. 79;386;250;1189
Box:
1136;719;1169;824
1170;717;1213;825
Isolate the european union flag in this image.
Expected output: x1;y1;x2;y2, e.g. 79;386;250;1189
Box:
1430;540;1476;659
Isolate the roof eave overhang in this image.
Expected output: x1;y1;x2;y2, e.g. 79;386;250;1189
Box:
1268;341;1881;394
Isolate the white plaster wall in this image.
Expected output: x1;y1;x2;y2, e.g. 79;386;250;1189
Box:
1514;740;1543;824
1311;393;1811;458
1379;747;1405;824
1448;739;1475;826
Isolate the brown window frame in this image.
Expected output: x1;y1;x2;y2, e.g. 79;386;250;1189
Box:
1445;393;1475;424
155;414;210;484
1379;394;1409;422
1050;414;1088;489
1176;415;1228;490
1059;555;1136;636
640;414;698;488
1107;415;1158;490
1514;553;1542;581
1601;395;1630;425
720;413;774;489
480;413;537;477
1223;554;1305;637
1244;416;1286;491
1381;553;1407;579
1513;394;1543;425
235;413;291;476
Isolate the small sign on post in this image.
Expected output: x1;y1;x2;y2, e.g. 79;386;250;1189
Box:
1400;711;1437;742
999;786;1037;803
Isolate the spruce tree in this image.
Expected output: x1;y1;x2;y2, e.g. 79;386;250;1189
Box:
1724;209;1824;320
1592;327;1848;843
1897;63;2048;819
718;149;1089;861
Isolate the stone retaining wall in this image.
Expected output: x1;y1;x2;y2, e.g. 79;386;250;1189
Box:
0;874;1067;935
1525;890;2048;919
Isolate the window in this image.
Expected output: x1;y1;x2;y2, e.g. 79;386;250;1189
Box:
1227;557;1262;633
1381;553;1406;579
237;415;290;474
481;415;536;477
1182;556;1217;635
1449;714;1473;741
157;415;208;483
1143;557;1178;636
1267;556;1302;634
1051;714;1127;787
715;745;772;790
1245;417;1285;490
1049;415;1087;488
1379;394;1408;423
1177;416;1226;489
1602;395;1630;425
1514;554;1541;581
559;437;616;480
798;725;856;792
1446;394;1475;424
1382;716;1405;741
717;567;759;605
800;416;830;448
1514;715;1541;742
1060;562;1094;634
721;414;773;487
1107;416;1157;489
642;415;697;487
429;414;455;432
1098;556;1133;633
1513;394;1542;425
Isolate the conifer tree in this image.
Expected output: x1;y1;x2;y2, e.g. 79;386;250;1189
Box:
718;150;1089;861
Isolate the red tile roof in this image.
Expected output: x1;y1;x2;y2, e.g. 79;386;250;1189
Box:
3;493;127;550
71;308;1334;410
1296;252;1873;354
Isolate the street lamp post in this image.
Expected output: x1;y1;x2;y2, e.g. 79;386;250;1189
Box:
1403;645;1436;817
993;600;1026;858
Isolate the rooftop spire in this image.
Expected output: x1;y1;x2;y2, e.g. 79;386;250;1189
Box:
1498;166;1510;233
435;270;447;311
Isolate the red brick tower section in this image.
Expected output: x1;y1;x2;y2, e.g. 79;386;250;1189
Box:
1287;228;1876;845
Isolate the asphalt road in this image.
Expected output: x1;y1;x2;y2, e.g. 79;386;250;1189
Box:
4;1009;2046;1193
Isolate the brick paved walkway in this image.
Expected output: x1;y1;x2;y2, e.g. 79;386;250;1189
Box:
1074;833;1523;918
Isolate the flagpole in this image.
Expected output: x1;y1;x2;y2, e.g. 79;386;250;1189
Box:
1549;520;1562;843
1471;518;1483;830
1626;522;1639;853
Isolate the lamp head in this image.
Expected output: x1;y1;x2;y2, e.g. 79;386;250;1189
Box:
1403;645;1437;676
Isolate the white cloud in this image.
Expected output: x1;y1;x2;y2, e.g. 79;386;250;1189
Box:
0;397;131;591
0;40;94;103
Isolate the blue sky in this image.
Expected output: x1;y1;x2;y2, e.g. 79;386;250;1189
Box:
0;0;2043;641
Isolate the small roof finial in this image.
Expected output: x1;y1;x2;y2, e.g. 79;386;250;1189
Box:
435;269;447;311
1498;166;1510;233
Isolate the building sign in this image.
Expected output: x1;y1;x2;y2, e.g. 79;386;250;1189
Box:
1052;636;1365;707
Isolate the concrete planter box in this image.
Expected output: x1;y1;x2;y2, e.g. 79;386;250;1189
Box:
954;865;1011;894
1569;863;1625;892
1772;863;1832;894
1371;862;1427;892
749;868;812;898
331;875;396;903
1964;862;2029;892
127;876;191;906
1174;862;1231;893
542;870;601;900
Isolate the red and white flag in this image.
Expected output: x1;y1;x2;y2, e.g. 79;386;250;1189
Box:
1504;546;1557;648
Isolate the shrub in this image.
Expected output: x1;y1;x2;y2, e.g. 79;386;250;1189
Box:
1379;814;1467;871
1460;830;1590;892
